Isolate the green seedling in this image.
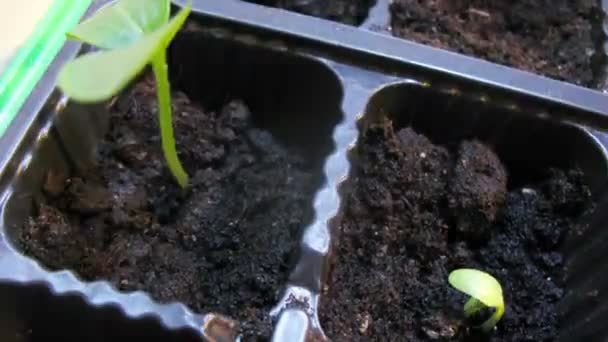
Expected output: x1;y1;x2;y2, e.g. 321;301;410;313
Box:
57;0;192;188
448;268;505;332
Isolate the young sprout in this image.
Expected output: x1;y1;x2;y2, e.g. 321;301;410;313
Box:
57;0;192;188
448;268;505;332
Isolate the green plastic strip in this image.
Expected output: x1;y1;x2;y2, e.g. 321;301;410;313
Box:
0;0;92;137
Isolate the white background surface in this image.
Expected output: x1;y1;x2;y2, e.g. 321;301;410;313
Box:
0;0;54;72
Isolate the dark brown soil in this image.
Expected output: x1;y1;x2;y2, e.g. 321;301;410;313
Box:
390;0;598;87
320;117;594;341
19;75;322;340
243;0;374;26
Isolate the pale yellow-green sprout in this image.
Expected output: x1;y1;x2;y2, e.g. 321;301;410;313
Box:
448;268;505;332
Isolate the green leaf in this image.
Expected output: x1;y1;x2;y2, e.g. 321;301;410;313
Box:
57;3;191;103
448;268;505;331
68;0;170;49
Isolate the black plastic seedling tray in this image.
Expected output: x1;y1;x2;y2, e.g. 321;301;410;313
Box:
0;0;608;341
240;0;608;91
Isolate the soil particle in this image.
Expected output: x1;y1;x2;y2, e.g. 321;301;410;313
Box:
19;75;321;340
244;0;374;26
320;116;593;341
390;0;598;87
448;141;507;240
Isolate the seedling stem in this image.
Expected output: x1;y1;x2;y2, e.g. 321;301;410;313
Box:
151;51;188;188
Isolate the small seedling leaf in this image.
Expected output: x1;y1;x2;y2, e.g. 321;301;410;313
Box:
449;268;505;332
68;0;170;49
57;4;190;103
